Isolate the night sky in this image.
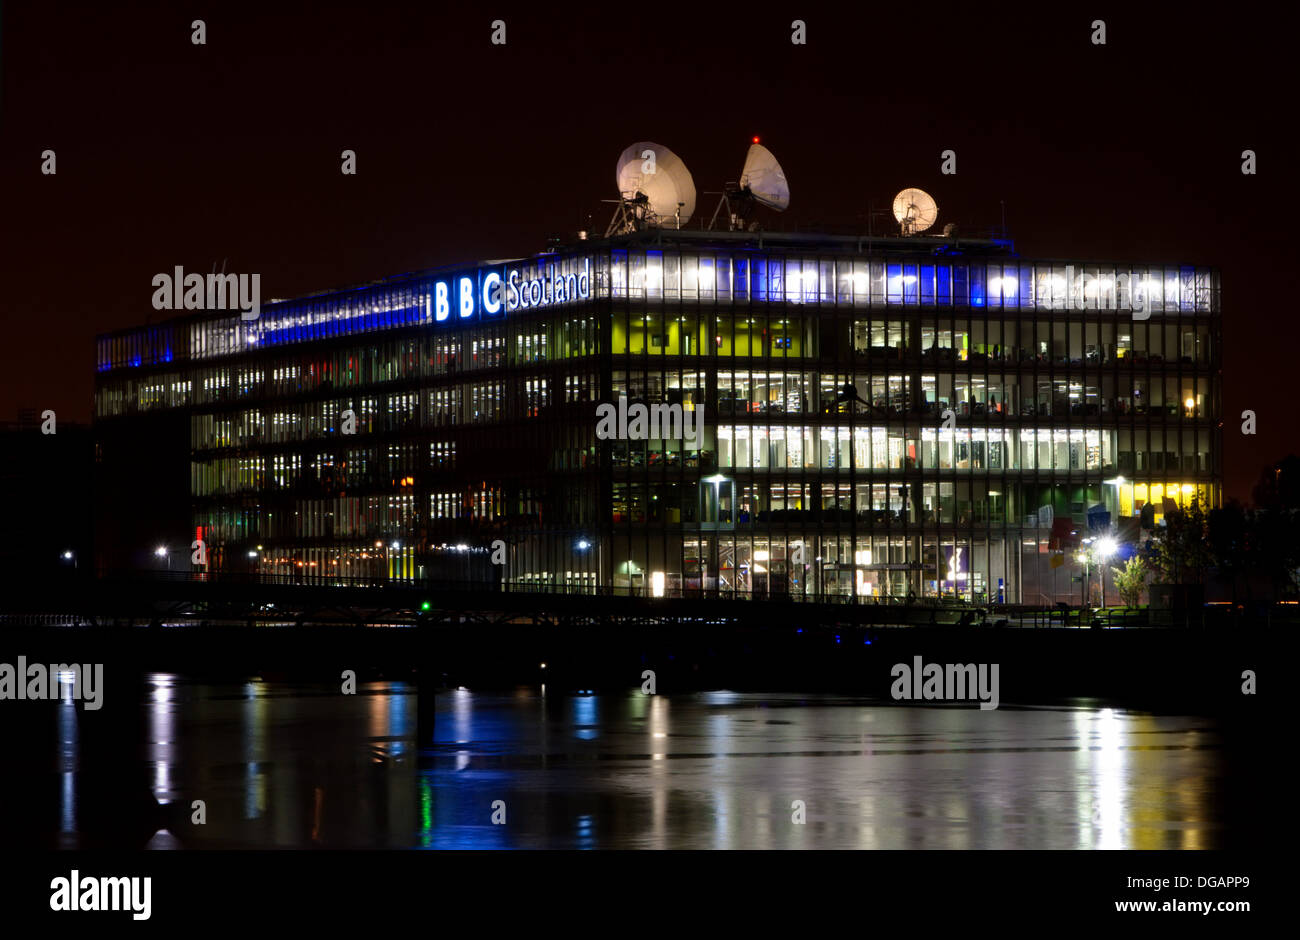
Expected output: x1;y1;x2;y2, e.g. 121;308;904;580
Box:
2;2;1295;501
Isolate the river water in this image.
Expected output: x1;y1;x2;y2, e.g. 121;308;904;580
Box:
45;675;1250;850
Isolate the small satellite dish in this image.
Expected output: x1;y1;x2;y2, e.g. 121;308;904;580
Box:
892;188;939;235
739;143;789;211
611;141;696;231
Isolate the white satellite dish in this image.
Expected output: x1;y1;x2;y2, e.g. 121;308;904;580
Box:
613;141;696;229
893;188;939;235
739;143;789;211
707;138;791;231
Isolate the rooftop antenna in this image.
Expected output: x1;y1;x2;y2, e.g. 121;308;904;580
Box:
708;137;790;231
892;188;938;236
605;141;697;236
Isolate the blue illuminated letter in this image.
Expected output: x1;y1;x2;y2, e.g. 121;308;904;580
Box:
435;282;449;321
483;272;503;315
459;277;474;318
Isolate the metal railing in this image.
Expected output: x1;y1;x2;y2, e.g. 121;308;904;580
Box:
19;568;1294;629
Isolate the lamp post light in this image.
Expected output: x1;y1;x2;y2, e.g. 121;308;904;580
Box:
1095;536;1118;609
1081;540;1092;613
155;545;170;570
576;538;592;595
1075;545;1090;611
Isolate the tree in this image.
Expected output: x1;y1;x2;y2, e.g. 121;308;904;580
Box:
1111;556;1148;608
1245;504;1300;599
1251;453;1300;511
1148;496;1214;585
1208;501;1248;573
1243;457;1300;599
1208;501;1249;604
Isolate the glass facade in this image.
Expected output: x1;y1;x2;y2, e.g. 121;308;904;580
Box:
94;232;1221;603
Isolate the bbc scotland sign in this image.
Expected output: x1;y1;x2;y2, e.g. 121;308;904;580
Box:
428;257;592;322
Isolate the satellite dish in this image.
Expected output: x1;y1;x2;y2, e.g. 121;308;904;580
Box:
707;138;791;231
613;141;696;229
892;188;938;235
739;143;789;211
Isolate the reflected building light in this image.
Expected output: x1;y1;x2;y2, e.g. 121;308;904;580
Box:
708;707;732;846
148;673;178;806
454;686;473;745
576;813;595;850
384;686;410;764
58;680;79;845
419;777;434;848
1080;707;1127;849
245;762;267;821
649;695;669;756
574;694;599;740
754;791;773;849
713;782;731;850
369;682;388;761
61;768;76;843
243;679;267;819
649;695;670;847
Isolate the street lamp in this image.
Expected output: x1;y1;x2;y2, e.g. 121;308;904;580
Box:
1075;545;1090;610
579;535;598;595
1095;536;1117;608
155;545;171;570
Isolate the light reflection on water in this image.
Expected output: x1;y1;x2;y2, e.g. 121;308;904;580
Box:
57;678;78;847
66;675;1231;849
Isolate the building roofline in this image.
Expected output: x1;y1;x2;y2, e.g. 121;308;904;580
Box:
563;227;1016;256
95;230;1219;342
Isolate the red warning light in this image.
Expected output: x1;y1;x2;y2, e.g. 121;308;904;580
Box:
752;136;761;144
